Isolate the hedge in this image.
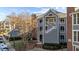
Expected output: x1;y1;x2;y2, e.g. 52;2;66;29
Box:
42;43;67;50
9;37;22;41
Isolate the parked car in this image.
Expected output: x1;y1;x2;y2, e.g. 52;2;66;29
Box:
0;36;9;51
0;43;9;51
2;47;9;51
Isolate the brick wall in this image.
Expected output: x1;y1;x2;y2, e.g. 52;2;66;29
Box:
67;7;75;51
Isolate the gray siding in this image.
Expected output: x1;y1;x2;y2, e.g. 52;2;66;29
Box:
37;9;67;44
44;29;59;44
43;14;59;44
59;18;67;43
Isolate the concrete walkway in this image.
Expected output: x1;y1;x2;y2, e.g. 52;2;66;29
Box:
29;47;67;51
28;48;47;51
56;48;67;51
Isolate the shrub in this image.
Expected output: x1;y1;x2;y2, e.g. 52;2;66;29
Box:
9;37;22;41
42;43;67;50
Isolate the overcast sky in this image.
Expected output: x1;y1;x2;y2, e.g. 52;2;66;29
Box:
0;7;66;21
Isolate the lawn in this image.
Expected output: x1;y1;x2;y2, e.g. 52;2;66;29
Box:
10;40;26;51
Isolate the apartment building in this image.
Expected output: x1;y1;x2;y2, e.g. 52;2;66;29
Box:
37;9;67;45
67;7;79;51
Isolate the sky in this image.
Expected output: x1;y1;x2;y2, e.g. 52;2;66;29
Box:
0;7;66;21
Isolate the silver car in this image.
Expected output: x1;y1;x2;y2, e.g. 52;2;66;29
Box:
0;43;9;51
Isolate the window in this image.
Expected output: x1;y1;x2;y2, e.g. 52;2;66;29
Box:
46;17;56;26
46;17;56;23
60;35;64;40
49;17;55;22
73;14;76;24
49;13;52;16
45;26;48;30
39;34;42;42
77;13;79;24
60;18;64;23
60;26;64;31
73;31;79;42
74;31;76;41
40;20;42;23
40;27;43;31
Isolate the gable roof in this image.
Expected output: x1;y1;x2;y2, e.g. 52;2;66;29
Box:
8;29;20;37
43;8;61;16
37;8;65;19
49;8;61;14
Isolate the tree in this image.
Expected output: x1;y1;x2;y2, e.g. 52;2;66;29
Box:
30;14;37;40
6;12;32;50
5;12;37;50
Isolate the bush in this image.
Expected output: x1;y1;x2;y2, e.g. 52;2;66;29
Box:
9;37;22;41
43;43;60;50
60;43;67;48
42;43;67;50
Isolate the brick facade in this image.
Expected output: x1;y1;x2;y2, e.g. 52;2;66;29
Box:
67;7;75;51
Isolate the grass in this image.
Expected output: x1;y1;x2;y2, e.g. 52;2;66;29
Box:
10;40;26;51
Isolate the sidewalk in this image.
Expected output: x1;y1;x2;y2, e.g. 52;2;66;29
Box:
29;47;67;51
28;48;48;51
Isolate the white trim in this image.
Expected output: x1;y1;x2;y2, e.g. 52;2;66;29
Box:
76;14;77;24
57;16;59;44
76;31;78;42
73;41;79;43
72;30;79;31
72;14;74;48
73;13;79;25
72;13;79;48
42;17;44;44
73;24;79;25
65;17;67;43
72;31;79;48
37;18;41;43
71;12;79;14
